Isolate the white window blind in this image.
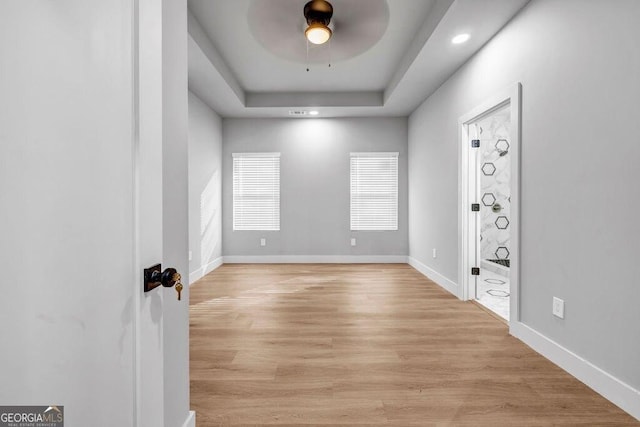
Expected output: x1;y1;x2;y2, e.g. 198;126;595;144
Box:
233;153;280;231
350;152;398;231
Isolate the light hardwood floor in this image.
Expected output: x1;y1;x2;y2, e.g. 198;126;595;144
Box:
190;264;638;426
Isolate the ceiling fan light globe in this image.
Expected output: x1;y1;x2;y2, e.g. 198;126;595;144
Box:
305;23;332;45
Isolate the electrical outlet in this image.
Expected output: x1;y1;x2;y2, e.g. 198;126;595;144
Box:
553;297;565;319
188;251;193;261
432;248;437;258
260;238;266;247
350;238;356;247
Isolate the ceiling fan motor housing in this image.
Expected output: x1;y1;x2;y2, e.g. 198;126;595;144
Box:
304;0;333;26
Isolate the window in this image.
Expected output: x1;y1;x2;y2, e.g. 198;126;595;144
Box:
350;152;398;231
233;153;280;231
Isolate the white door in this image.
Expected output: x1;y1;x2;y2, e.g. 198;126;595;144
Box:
0;1;190;426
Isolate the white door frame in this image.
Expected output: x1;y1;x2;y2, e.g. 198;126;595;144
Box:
132;0;192;426
458;83;521;325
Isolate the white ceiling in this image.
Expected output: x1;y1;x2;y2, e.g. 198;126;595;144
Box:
187;0;530;118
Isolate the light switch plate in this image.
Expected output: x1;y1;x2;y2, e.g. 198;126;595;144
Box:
350;238;356;246
260;238;266;247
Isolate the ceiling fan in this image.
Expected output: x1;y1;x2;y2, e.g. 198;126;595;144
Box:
248;0;389;64
303;0;334;45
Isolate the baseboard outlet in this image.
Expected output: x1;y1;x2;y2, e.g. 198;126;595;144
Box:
189;256;223;285
181;410;195;427
510;322;640;421
222;255;408;264
407;256;459;297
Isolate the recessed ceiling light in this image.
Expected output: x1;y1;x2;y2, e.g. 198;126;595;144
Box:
309;110;319;116
452;33;470;44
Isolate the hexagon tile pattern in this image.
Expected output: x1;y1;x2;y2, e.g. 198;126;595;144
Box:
482;162;496;176
482;193;496;206
495;215;510;229
478;105;511;263
496;138;510;152
495;246;510;259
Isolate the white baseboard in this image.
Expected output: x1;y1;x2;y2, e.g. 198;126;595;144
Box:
181;410;195;427
222;255;408;264
407;257;640;420
510;322;640;421
189;256;223;285
407;256;459;297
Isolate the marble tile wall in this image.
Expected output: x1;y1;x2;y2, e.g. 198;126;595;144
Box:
478;106;511;262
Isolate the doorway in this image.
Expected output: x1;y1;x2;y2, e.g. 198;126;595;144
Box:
459;84;521;324
471;103;511;319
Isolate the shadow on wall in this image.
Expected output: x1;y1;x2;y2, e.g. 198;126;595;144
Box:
200;169;221;265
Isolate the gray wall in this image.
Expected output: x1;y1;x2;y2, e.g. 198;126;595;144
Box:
409;0;640;390
222;117;408;257
188;91;223;279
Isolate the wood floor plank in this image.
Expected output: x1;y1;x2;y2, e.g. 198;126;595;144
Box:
190;264;638;425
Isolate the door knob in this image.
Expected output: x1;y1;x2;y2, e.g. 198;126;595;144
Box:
161;268;183;301
143;264;183;300
159;268;180;288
